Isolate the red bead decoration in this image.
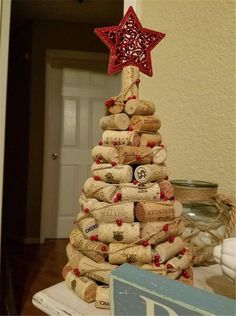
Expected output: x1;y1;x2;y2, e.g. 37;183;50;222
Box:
154;255;160;261
163;224;169;232
166;263;173;270
111;161;117;166
93;175;101;181
84;208;89;214
105;98;115;107
164;176;169;180
154;261;160;267
141;240;149;247
90;235;95;241
114;197;119;203
116;192;122;200
135;79;140;84
168;236;175;243
94;6;165;76
73;268;80;277
132;179;138;185
101;246;107;252
135;154;142;161
127;95;136;101
147;141;156;148
128;126;133;131
116;219;123;226
93;235;99;241
95;158;101;164
182;269;190;279
180;248;186;255
99;140;103;145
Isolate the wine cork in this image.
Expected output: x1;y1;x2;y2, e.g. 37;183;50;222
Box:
92;146;118;164
139;133;162;147
141;263;166;276
122;66;139;99
62;262;72;279
118;146;152;164
129;115;161;132
99;113;129;131
91;163;133;184
64;269;97;303
83;178;119;203
95;286;110;309
79;195;101;212
125;99;155;116
98;222;140;243
135;201;176;222
70;227;107;263
159;180;175;200
109;243;152;264
134;163;167;183
66;243;117;285
102;130;140;146
92;201;134;223
154;237;185;263
152;147;167;164
141;219;184;245
166;248;193;280
78;217;98;238
120;182;160;202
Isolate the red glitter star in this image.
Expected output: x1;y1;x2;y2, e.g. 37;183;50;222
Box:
94;6;165;76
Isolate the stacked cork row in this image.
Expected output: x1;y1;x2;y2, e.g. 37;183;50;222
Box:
63;95;193;310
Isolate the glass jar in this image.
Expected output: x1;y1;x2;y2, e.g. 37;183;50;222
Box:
171;180;230;265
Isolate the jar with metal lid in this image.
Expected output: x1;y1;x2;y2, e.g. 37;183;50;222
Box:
171;180;235;266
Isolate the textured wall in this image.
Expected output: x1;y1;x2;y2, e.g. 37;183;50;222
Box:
138;0;235;197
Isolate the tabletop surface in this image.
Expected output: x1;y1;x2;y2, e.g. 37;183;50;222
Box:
32;264;235;316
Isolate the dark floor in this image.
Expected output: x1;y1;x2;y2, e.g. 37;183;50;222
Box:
7;238;68;315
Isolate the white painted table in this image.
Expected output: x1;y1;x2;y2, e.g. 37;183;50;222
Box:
32;264;235;316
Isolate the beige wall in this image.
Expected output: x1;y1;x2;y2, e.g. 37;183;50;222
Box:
138;0;235;197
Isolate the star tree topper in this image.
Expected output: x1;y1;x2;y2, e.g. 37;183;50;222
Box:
94;6;165;77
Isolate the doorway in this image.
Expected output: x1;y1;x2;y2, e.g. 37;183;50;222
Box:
41;50;120;241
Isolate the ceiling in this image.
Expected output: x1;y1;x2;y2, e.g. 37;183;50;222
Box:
11;0;123;30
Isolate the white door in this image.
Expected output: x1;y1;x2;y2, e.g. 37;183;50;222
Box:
41;51;120;241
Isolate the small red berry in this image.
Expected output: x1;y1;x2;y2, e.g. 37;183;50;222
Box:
101;246;107;252
154;261;160;267
147;141;156;148
135;154;142;161
163;224;169;232
132;179;138;185
168;236;175;243
141;240;149;247
135;79;140;84
93;175;101;181
95;158;101;164
116;219;123;226
73;268;80;277
154;255;160;261
182;269;190;279
111;161;117;167
90;235;95;241
114;197;119;203
99;140;103;145
116;192;122;200
167;263;173;270
105;98;115;107
84;208;89;214
180;248;186;255
93;235;99;241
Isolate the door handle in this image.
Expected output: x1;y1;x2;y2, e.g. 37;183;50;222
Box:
51;152;58;160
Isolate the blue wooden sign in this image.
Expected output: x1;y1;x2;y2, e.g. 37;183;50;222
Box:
110;264;235;316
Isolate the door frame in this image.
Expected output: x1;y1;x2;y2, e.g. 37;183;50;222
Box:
0;0;11;252
40;49;109;243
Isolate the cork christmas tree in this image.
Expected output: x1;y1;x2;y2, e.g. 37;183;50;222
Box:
62;7;193;310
